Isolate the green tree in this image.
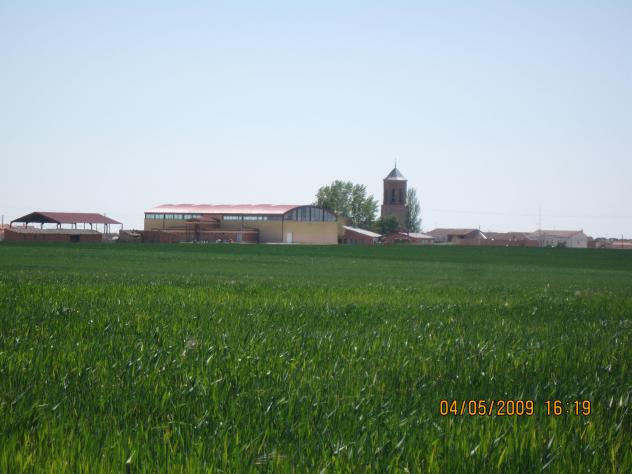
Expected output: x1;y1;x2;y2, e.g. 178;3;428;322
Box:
374;215;400;235
315;180;378;228
406;187;421;232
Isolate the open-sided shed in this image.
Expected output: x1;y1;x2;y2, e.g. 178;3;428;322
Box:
10;212;122;233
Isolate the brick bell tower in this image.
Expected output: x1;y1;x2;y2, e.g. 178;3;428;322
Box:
381;163;408;228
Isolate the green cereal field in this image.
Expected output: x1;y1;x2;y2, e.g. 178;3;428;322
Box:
0;242;630;472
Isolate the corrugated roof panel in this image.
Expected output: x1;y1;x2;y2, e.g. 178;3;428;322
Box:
146;204;303;215
12;212;121;225
406;232;433;239
343;226;382;238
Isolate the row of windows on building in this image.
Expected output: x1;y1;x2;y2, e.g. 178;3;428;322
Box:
145;207;336;222
284;207;337;222
223;215;282;221
145;213;202;220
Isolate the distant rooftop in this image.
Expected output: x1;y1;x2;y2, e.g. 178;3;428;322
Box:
343;226;381;238
485;231;530;240
529;229;585;239
427;228;481;237
405;232;434;239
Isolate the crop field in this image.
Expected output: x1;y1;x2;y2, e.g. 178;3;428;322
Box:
0;242;630;472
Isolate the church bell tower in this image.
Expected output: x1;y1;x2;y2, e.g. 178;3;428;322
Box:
381;164;408;229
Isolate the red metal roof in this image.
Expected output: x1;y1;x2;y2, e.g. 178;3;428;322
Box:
11;212;121;225
146;204;305;215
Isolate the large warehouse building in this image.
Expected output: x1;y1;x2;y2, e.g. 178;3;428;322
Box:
144;204;338;244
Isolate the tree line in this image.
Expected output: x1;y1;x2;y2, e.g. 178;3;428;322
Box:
315;180;421;234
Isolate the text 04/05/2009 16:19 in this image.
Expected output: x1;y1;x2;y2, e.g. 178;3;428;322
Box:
439;400;592;417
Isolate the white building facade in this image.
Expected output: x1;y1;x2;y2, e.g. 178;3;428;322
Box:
530;230;588;248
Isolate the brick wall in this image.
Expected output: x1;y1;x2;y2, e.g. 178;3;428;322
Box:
139;229;259;243
3;229;102;243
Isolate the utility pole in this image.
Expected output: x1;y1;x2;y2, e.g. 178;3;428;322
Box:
538;206;543;247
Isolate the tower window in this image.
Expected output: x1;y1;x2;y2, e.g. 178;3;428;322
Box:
391;189;395;203
399;189;403;203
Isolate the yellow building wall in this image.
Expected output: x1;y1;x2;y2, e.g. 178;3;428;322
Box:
220;220;284;243
282;221;338;244
144;217;337;244
221;220;337;244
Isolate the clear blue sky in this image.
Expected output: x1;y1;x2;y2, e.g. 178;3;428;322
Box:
1;1;630;237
